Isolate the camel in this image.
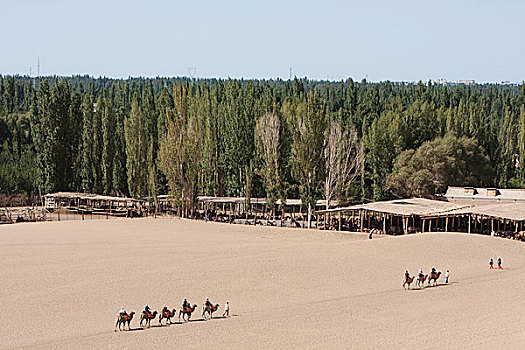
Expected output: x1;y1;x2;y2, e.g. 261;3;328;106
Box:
428;271;442;286
159;308;177;325
202;303;220;319
115;311;135;331
178;304;198;322
417;274;428;288
403;276;415;290
139;310;158;328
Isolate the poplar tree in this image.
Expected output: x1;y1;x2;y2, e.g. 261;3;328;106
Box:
255;112;280;208
289;90;326;226
125;98;148;197
80;94;94;193
101;97;115;194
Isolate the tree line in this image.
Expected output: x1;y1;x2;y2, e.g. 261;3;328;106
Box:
1;75;524;210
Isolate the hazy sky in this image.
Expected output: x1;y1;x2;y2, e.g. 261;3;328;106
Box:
1;0;524;82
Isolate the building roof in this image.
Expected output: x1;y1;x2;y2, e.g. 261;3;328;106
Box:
317;198;463;217
195;196;332;207
44;192;141;202
443;187;525;202
422;202;525;222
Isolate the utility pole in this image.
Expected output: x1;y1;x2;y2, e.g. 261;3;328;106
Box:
188;67;196;82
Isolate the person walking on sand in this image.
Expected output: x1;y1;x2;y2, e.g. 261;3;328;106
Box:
489;258;494;269
445;270;450;283
223;301;229;317
498;257;502;269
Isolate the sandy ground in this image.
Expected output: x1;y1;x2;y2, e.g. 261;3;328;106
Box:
1;218;525;349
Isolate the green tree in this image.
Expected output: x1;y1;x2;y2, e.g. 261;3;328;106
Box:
289;90;326;226
387;134;494;198
125;98;148;197
255;112;280;208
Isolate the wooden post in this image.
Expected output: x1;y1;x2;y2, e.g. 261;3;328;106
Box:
383;214;386;234
281;204;284;227
338;212;342;231
445;216;449;233
468;215;471;234
359;210;364;232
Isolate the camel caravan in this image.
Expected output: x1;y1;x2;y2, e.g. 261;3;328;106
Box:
403;267;448;290
115;298;229;331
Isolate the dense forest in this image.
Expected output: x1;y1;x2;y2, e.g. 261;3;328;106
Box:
1;75;524;210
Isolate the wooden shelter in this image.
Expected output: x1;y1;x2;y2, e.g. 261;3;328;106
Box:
317;194;525;239
194;196;333;227
317;198;466;234
421;202;525;237
44;192;143;217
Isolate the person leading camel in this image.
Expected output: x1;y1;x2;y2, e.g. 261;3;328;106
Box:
223;302;229;317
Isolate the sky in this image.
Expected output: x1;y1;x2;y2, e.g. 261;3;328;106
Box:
1;0;524;82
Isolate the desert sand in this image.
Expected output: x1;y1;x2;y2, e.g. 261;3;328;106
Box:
1;218;525;349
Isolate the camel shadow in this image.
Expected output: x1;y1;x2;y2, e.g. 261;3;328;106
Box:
126;327;145;332
151;320;185;328
207;314;238;319
427;282;457;288
149;324;164;329
411;281;457;290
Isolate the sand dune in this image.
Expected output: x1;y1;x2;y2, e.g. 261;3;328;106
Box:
1;218;525;349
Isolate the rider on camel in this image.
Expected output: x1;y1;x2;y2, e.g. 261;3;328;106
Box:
144;304;152;317
162;304;169;315
405;270;410;281
182;298;190;311
431;266;436;276
205;298;212;308
119;307;128;319
419;267;424;279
